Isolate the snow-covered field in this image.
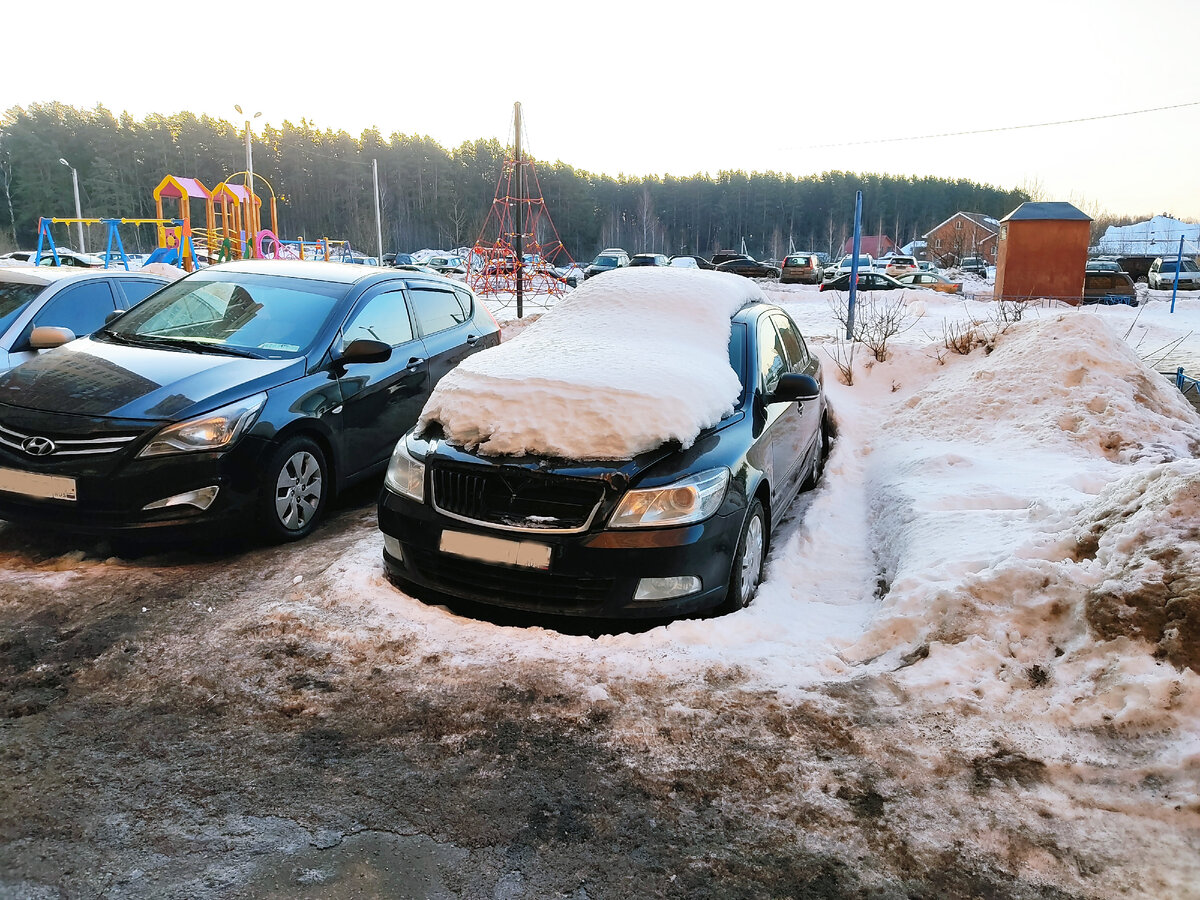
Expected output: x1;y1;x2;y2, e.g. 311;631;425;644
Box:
2;280;1199;896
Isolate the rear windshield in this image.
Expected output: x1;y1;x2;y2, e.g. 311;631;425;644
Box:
0;281;47;334
594;256;620;266
784;256;811;266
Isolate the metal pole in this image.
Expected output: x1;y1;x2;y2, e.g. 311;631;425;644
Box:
513;101;524;319
847;191;863;339
244;119;255;258
71;167;85;254
1171;235;1184;314
372;158;384;265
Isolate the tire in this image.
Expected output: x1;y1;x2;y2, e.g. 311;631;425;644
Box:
259;436;328;542
719;500;767;614
802;411;833;491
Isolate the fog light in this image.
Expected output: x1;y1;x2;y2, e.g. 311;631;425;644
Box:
634;575;701;601
383;534;404;560
142;486;219;511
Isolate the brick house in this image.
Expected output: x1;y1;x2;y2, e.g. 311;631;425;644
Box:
923;212;1001;267
839;235;897;258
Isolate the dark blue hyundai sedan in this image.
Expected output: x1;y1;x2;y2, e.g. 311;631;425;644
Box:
0;260;499;541
377;292;829;619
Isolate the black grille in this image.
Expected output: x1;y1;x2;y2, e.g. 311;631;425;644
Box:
431;465;605;531
405;546;614;606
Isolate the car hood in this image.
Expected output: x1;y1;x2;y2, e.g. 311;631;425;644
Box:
412;411;745;487
0;337;303;421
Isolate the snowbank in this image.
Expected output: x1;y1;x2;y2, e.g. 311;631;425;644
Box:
419;268;762;460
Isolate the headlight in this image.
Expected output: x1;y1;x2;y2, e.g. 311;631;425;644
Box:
384;437;425;502
137;394;266;458
609;468;729;529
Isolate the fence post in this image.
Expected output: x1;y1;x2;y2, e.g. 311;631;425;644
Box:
1180;366;1186;390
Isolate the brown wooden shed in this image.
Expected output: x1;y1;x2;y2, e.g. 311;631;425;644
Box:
993;202;1092;302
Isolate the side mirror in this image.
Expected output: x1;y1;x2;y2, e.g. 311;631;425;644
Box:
339;338;392;365
105;309;123;325
770;373;821;404
29;326;77;350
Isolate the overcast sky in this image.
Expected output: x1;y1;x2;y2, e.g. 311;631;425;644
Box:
5;0;1198;219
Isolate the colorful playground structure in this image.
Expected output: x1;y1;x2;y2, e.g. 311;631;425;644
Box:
34;173;360;271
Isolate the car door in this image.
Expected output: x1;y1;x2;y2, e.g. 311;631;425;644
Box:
770;313;821;496
408;283;482;388
334;284;431;478
6;278;121;369
754;315;809;523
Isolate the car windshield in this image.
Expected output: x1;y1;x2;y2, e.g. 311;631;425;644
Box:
0;281;47;334
103;272;347;358
595;256;619;266
1161;260;1199;273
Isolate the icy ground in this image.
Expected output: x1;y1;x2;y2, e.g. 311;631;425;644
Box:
1;284;1199;898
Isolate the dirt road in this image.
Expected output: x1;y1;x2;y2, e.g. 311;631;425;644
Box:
0;490;1160;899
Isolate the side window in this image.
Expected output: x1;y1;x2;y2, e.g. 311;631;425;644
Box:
409;287;469;336
453;288;475;321
32;281;118;337
771;314;808;370
341;290;415;348
757;319;788;395
118;279;163;306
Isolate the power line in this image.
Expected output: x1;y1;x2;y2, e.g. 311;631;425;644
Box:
792;100;1200;150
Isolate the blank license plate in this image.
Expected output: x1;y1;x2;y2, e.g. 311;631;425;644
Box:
0;466;77;501
439;530;551;570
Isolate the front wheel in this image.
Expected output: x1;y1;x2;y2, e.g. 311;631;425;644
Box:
259;436;329;542
718;500;767;614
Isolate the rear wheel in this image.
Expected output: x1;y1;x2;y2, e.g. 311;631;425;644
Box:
259;436;328;542
719;500;767;614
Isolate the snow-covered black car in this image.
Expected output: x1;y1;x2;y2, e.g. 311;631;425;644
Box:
377;268;830;619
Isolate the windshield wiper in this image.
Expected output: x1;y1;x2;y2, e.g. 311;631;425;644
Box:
107;333;262;358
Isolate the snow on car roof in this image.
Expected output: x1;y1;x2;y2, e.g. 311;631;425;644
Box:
419;268;765;460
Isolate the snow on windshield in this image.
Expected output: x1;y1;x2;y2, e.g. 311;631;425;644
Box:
419;268;763;460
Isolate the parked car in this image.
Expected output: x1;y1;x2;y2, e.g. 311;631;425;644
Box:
819;271;907;292
0;251;37;264
1082;271;1138;305
710;251;754;266
391;253;416;267
668;256;699;269
957;257;989;277
780;253;823;285
895;271;963;293
1148;256;1200;291
628;253;670;267
670;255;715;270
36;248;107;268
884;255;919;278
715;258;781;279
425;255;467;275
826;254;875;281
0;267;170;374
377;278;829;619
584;250;630;279
0;260;500;541
916;260;938;272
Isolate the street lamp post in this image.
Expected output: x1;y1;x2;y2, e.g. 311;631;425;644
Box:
58;158;85;253
235;105;262;255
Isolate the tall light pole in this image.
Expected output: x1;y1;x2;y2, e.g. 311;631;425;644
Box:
235;105;262;255
58;158;85;253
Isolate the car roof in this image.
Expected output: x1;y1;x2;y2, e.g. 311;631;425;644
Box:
0;266;161;286
200;259;391;285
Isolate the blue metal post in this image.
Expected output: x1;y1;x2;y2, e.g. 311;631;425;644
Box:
1170;235;1184;314
1179;367;1186;390
847;191;863;339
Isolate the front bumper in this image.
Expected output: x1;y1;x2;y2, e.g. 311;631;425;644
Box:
377;487;741;618
0;437;271;535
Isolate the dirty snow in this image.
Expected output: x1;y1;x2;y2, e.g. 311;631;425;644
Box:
420;268;760;459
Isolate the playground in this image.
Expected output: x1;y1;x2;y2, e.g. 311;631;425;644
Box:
32;172;361;272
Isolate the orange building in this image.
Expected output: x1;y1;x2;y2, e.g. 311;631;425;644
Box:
994;202;1092;302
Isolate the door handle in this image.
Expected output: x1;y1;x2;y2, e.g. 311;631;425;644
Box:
466;334;479;345
406;357;425;371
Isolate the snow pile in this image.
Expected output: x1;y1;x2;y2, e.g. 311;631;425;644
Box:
891;313;1200;462
1095;214;1200;256
419;268;761;460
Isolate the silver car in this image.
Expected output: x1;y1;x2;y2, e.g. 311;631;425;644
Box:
0;267;169;373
